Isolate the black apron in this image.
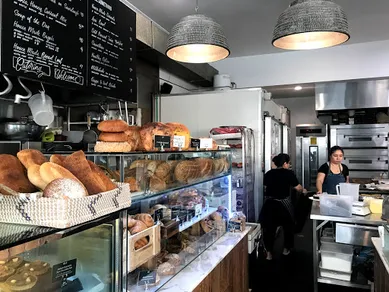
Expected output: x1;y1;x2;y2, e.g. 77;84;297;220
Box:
322;163;346;194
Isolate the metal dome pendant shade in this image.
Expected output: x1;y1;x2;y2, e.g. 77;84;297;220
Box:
272;0;350;50
166;14;230;63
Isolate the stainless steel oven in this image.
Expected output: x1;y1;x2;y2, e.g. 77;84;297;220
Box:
330;124;389;179
296;125;328;191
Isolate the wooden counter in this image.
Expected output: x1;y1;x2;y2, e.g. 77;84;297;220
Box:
372;237;389;292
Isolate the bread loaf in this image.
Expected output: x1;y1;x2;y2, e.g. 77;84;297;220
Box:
195;158;214;177
63;151;107;195
213;157;229;175
130;160;151;169
139;122;173;151
94;141;134;153
147;160;163;175
27;165;47;190
174;160;201;183
97;120;129;133
154;162;171;181
98;132;128;142
49;154;66;167
40;162;81;186
0;155;36;195
17;149;47;169
149;176;167;192
125;126;141;151
134;213;154;228
43;178;88;199
166;123;191;150
157;262;176;276
87;161;117;192
134;237;148;250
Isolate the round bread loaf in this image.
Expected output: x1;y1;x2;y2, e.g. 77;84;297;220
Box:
97;120;129;133
134;213;154;228
166;122;191;150
98;132;128;142
43;178;88;199
139;122;173;151
125;126;141;151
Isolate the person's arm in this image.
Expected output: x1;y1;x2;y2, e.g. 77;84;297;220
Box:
316;163;327;194
294;184;304;192
289;171;304;193
343;164;350;183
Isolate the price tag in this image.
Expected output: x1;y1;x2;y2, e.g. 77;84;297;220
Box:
173;135;185;148
200;138;213;149
153;208;164;222
190;138;200;149
154;135;171;149
52;259;77;283
138;270;157;286
195;204;203;216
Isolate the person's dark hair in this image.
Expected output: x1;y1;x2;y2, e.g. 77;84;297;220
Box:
272;153;290;168
329;146;344;159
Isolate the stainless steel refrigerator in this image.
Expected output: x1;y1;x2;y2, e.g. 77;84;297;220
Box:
156;88;265;221
295;124;328;191
210;128;256;222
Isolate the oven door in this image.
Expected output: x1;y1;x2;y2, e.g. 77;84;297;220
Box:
333;124;389;148
343;149;389;170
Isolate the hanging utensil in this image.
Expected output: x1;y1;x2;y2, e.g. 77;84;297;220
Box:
118;101;123;120
83;114;97;143
0;74;13;96
14;77;32;104
124;101;129;124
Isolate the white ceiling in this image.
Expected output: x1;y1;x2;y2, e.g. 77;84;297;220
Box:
128;0;389;57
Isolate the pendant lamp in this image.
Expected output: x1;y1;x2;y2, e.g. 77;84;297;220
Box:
272;0;350;50
166;2;229;63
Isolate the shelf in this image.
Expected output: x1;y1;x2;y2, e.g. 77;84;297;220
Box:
130;174;230;203
210;133;242;140
318;277;371;289
0;211;121;251
178;207;217;233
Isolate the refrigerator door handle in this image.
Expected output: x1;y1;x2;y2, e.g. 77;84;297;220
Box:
301;137;305;188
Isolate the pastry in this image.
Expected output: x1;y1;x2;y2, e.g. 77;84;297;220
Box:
17;261;50;276
97;120;129;133
133;214;154;228
87;161;117;192
157;262;175;276
5;257;23;269
16;150;47;170
130;221;147;235
4;272;37;291
0;265;15;282
98;132;128;142
94;141;135;153
43;178;88;199
134;237;148;250
49;154;66;167
164;254;181;267
149;176;167;192
166;122;191;150
127;218;138;229
139;122;173;151
63;151;108;195
27;165;47;190
0;155;36;195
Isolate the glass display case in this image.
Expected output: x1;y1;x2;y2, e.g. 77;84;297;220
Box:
4;150;232;291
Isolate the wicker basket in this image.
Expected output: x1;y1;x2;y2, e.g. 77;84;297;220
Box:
0;183;131;229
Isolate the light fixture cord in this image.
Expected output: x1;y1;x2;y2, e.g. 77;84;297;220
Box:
195;0;199;13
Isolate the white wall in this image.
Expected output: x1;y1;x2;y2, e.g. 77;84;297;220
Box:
159;68;199;94
214;40;389;87
274;96;322;168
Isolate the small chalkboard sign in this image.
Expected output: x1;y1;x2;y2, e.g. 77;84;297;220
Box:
190;138;200;149
154;135;171;150
138;270;157;286
52;259;77;283
153;208;164;222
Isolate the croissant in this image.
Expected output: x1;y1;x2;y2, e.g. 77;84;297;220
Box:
134;214;154;228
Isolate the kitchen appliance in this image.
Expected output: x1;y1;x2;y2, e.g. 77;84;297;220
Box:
352;201;371;216
210;127;256;221
264;116;283;172
0;141;21;155
0;117;45;141
156;88;266;221
330;124;389;179
282;124;291;155
296;124;328;191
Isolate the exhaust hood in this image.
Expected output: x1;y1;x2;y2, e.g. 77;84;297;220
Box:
121;0;218;87
315;79;389;111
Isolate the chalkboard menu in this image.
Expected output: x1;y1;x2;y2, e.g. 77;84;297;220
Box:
87;0;137;101
1;0;87;88
1;0;137;101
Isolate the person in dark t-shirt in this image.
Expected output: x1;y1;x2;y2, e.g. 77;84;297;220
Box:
261;153;305;260
316;146;350;194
